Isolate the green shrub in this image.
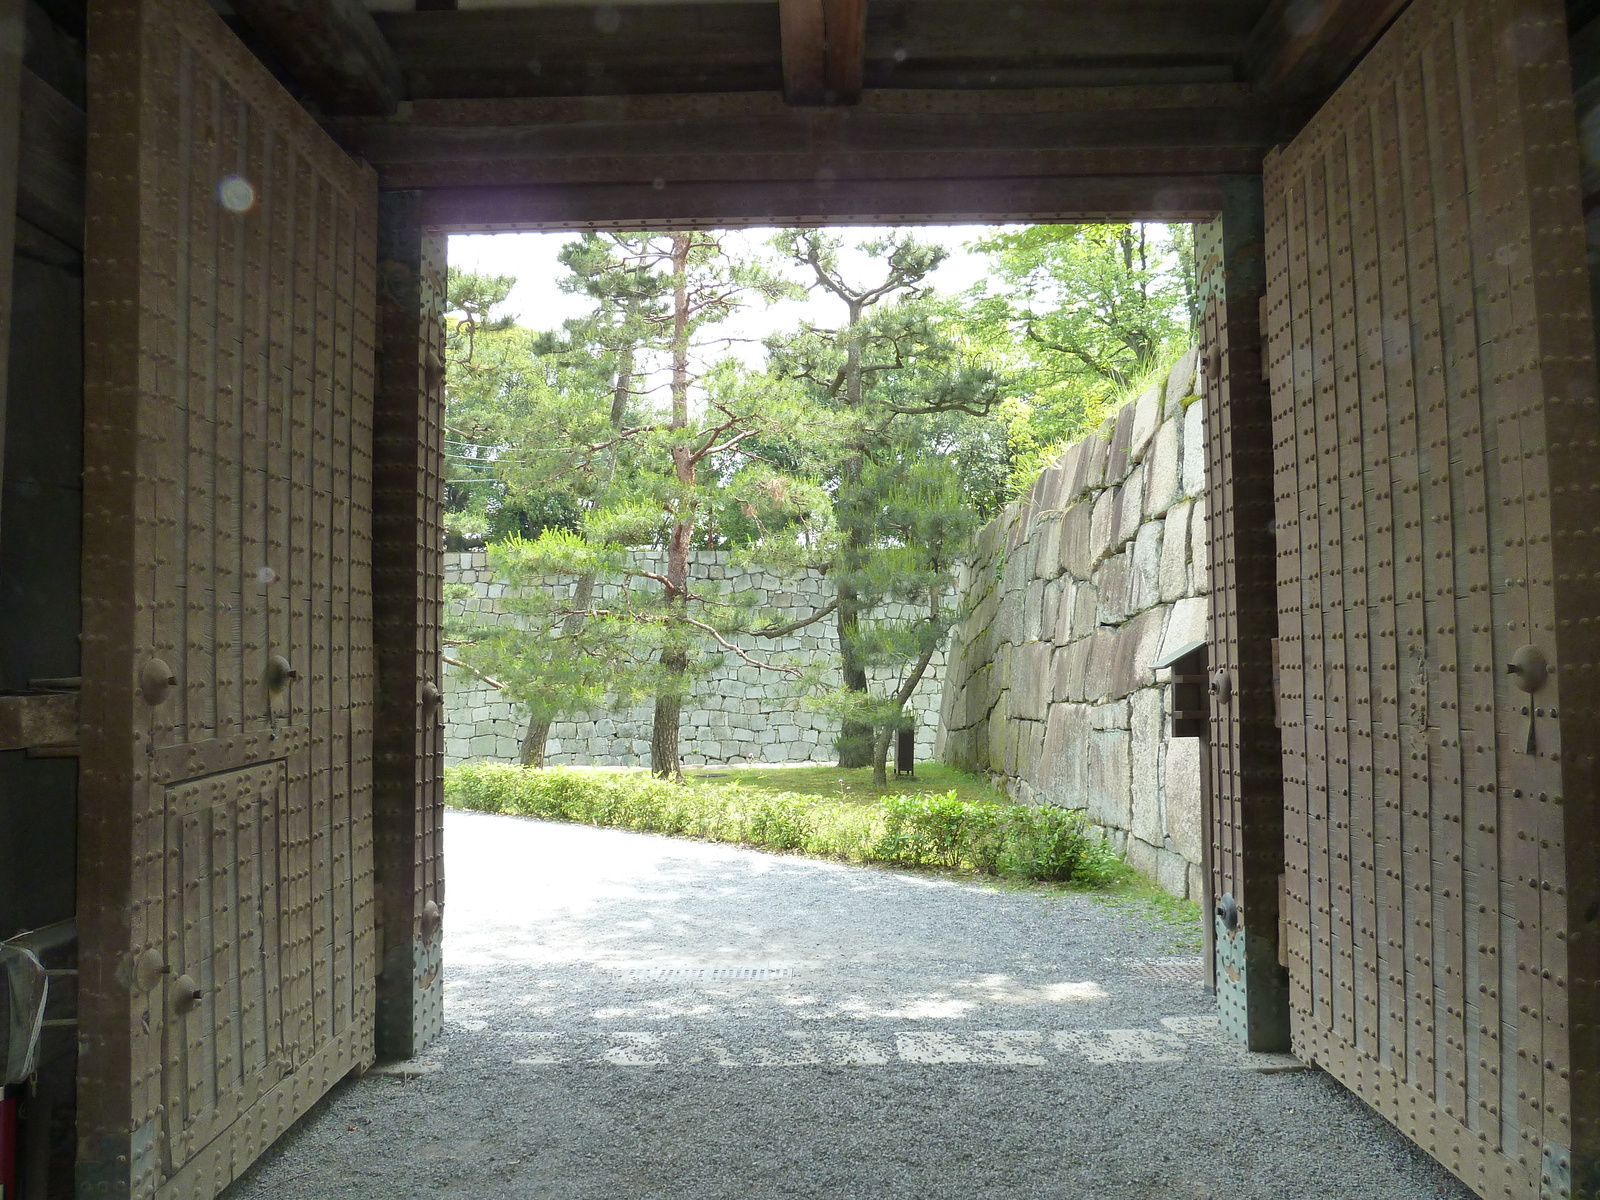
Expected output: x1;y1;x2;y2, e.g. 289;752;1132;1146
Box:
443;764;1118;886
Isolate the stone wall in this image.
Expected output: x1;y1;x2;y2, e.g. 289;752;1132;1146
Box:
937;346;1208;900
445;551;946;767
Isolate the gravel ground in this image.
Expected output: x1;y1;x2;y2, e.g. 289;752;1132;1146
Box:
224;810;1476;1200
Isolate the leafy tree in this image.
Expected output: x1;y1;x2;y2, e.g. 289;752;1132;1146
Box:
448;231;809;778
966;223;1194;489
766;229;1005;777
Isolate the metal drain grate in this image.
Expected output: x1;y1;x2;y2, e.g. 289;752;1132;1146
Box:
1119;957;1206;983
610;965;795;981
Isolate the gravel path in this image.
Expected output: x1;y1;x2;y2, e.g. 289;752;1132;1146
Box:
224;810;1475;1200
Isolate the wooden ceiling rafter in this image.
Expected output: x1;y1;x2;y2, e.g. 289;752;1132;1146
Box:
779;0;866;105
1242;0;1410;96
230;0;403;114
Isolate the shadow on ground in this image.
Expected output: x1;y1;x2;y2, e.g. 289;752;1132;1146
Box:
222;811;1474;1200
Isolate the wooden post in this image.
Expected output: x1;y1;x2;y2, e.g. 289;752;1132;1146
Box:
1198;176;1290;1052
371;189;446;1059
0;0;26;530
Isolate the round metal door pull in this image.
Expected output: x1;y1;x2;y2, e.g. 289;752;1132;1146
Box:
265;655;298;694
172;974;204;1013
1507;645;1548;694
1210;668;1232;705
135;948;169;992
140;659;177;705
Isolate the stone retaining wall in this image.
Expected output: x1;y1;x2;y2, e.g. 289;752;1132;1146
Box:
937;346;1208;900
445;551;946;768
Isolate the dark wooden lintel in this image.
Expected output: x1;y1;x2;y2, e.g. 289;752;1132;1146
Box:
1243;0;1409;97
417;173;1230;233
230;0;402;115
334;84;1284;190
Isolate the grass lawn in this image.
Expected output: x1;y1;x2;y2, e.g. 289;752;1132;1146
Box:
681;761;1009;807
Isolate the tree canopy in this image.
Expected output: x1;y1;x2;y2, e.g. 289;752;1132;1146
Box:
442;222;1195;775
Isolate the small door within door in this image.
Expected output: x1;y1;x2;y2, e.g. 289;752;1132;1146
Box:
78;0;378;1195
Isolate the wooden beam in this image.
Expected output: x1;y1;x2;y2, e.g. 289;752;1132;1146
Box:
0;692;77;752
0;0;22;553
416;174;1229;232
786;0;868;106
18;69;85;249
779;0;827;103
333;86;1284;190
229;0;402;115
823;0;867;103
1243;0;1409;97
375;2;1254;101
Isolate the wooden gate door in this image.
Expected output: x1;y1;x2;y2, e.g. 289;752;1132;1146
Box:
1265;0;1600;1194
77;0;379;1195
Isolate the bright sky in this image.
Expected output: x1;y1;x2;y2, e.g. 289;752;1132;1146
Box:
447;225;1015;370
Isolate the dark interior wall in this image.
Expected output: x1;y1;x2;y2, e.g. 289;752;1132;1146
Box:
1;4;84;1198
0;222;82;940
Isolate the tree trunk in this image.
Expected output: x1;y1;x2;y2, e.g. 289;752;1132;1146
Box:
651;647;687;778
652;232;696;779
871;724;893;787
833;299;875;769
519;717;550;767
835;580;873;768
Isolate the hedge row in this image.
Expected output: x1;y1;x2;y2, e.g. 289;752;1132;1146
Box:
444;763;1119;884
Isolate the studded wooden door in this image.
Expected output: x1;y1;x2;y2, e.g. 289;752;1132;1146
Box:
1264;0;1600;1194
78;0;379;1195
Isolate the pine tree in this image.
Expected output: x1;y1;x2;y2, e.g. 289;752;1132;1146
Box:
767;230;1005;777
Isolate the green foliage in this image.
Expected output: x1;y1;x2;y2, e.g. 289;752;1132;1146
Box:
962;223;1195;496
445;763;1121;885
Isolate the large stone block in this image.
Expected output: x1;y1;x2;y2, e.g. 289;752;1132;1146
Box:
1143;419;1181;519
1084;627;1120;703
1182;397;1206;497
1105;402;1136;484
1060;501;1094;579
1020;719;1048;791
1128;379;1163;463
1022;578;1047;644
1053;441;1084;503
1040;701;1091;803
1094;554;1129;625
1103;605;1169;699
1129;521;1164;614
1130;687;1164;844
1156;849;1192;900
1029;520;1057;582
1010;641;1052;722
1158;595;1209;666
1159;501;1193;603
1042;577;1065;644
1087;729;1132;830
1051;578;1076;644
1126;837;1160;881
1090;698;1130;730
1034;462;1065;512
1070;431;1109;498
1089;487;1119;564
1164;735;1203;864
1071;582;1099;641
1116;464;1145;548
1164;345;1199;417
1053;638;1094;703
1190;501;1209;592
